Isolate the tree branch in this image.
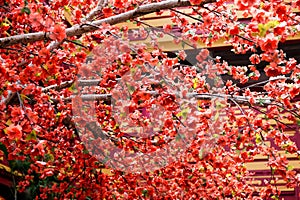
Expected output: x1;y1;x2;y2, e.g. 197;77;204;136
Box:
65;92;275;106
0;0;216;47
42;79;102;92
84;0;108;22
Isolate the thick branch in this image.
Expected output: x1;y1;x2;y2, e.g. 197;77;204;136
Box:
65;93;275;105
0;0;215;47
42;79;102;92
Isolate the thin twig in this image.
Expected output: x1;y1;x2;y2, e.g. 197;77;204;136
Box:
191;7;257;45
229;97;252;136
248;104;295;130
169;8;204;23
64;39;88;49
134;20;196;49
237;77;289;92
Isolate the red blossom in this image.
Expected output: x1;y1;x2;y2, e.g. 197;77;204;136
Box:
163;24;172;33
190;0;203;5
196;49;210;62
114;0;123;8
260;34;279;52
249;54;260;64
234;0;258;10
177;50;187;60
295;0;300;9
264;62;281;77
49;25;66;42
227;25;239;35
29;13;43;28
276;4;287;17
6;124;22;140
39;48;50;59
103;7;113;17
289;86;300;99
274;22;286;36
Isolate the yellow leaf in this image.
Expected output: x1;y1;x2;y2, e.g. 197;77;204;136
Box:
192;78;198;89
64;6;73;26
258;23;267;37
101;168;113;176
5;119;12;126
258;20;279;37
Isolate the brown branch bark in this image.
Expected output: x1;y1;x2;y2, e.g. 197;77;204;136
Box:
0;0;216;47
42;79;102;92
65;93;275;105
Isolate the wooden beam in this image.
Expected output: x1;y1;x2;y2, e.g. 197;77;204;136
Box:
245;160;300;170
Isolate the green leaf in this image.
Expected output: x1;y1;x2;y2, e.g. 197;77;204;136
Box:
177;108;190;120
216;101;225;110
287;165;294;171
83;149;90;154
258;98;266;106
21;7;31;14
42;64;48;70
56;112;61;118
69;83;78;93
45;153;54;162
248;72;255;77
142;189;148;197
26;129;37;141
9;159;31;172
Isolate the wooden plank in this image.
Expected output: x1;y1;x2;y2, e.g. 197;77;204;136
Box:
277;186;295;192
254;151;298;160
285;131;296;136
246;180;262;185
270;179;288;184
247;175;281;179
254;185;295;192
245;160;300;170
116;2;299;28
126;32;300;51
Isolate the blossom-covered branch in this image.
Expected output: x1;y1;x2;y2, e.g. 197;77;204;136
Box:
0;0;215;47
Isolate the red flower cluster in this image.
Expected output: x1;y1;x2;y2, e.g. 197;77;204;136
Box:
49;25;66;42
6;124;22;140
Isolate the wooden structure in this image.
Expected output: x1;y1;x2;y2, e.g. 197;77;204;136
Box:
115;5;300;199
